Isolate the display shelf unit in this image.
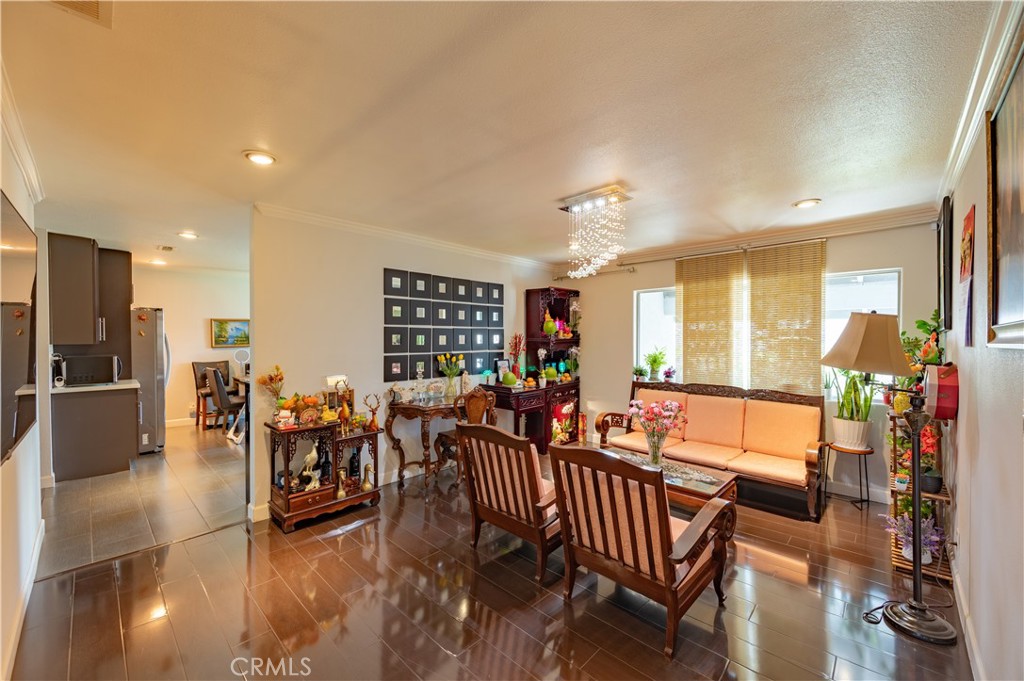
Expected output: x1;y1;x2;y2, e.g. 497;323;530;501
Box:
524;287;579;378
887;411;953;584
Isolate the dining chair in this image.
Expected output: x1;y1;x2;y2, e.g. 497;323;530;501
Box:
205;367;246;433
192;360;235;428
434;386;497;482
548;443;736;657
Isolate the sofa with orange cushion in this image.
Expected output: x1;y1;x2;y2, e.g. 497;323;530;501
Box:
597;382;825;521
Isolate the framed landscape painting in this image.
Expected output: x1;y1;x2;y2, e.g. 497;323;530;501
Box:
211;319;250;348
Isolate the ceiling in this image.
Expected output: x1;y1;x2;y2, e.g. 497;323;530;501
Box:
1;1;997;272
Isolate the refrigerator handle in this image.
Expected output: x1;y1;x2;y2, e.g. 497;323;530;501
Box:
163;333;171;383
138;398;143;425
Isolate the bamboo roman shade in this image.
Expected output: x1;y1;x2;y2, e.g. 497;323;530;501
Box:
676;241;824;394
748;242;824;393
676;252;744;386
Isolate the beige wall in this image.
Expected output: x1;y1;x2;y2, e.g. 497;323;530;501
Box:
250;207;551;520
946;128;1023;681
132;266;250;424
0;133;43;679
571;225;937;502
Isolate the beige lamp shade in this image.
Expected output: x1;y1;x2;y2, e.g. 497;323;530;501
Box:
820;312;914;376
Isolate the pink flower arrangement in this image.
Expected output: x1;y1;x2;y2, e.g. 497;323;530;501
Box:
627;399;684;465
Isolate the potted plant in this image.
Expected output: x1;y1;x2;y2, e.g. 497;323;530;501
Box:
662;366;676;383
920;468;943;494
632;365;648;381
894;469;910;492
644;347;667;381
831;368;876;450
882;513;943;565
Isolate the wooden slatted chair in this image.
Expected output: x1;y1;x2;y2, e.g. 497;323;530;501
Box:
456;423;561;582
548;443;736;657
434;386;497;482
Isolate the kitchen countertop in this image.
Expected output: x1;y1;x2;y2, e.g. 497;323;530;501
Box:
52;379;141;395
15;384;36;396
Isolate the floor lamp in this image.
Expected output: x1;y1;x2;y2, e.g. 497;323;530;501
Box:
821;312;957;646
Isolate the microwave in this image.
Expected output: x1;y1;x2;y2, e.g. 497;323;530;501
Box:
61;355;123;387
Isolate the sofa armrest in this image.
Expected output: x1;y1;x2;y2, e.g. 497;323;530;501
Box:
596;411;630;446
669;497;736;565
805;441;824;472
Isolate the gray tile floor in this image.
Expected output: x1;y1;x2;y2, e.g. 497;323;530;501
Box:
37;426;246;578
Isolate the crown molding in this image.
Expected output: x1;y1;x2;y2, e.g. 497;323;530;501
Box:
0;62;45;204
254;202;549;270
939;2;1024;198
587;204;938;267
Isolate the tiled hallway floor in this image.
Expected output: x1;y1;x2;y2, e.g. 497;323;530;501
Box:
36;426;246;578
14;471;974;681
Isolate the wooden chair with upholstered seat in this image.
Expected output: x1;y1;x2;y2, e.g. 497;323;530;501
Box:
547;443;736;657
456;423;561;581
205;367;246;433
434;386;497;482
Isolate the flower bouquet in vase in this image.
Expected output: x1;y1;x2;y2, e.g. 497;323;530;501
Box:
882;512;943;565
437;353;464;400
627;399;684;467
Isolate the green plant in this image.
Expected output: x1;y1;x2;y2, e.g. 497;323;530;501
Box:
644;347;667;378
832;368;876;421
632;365;648;379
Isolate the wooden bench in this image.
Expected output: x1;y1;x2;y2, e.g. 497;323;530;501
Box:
597;382;825;521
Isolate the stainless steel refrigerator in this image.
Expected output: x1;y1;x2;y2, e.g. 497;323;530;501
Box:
132;307;167;453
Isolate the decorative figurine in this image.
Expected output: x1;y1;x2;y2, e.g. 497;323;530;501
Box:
361;462;374;493
364;394;381;431
321;404;338;423
414;368;426;400
461;370;471;395
300;447;320;492
336;471;347;499
387;382;402;404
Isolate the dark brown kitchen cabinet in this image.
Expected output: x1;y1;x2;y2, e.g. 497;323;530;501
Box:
48;232;99;345
52;385;140;481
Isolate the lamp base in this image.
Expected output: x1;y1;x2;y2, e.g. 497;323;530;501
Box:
882;600;958;645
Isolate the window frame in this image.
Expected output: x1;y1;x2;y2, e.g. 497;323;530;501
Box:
633;286;679;371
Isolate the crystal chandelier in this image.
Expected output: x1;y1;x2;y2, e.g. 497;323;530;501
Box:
561;185;631;279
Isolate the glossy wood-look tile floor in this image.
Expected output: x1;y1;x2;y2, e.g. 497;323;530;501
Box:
14;473;974;681
36;426;246;578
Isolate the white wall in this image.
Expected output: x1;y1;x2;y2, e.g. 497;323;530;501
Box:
570;223;938;503
250;207;552;521
0;132;44;680
132;266;250;424
945;127;1023;681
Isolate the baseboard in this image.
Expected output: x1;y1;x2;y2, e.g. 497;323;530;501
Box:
824;479;889;504
248;502;269;523
39;473;54;489
951;560;984;681
166;418;195;428
2;517;45;680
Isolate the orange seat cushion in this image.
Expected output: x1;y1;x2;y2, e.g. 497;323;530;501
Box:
683;394;746;449
727;450;808;486
742;399;821;461
663;440;743;470
609;431;683;454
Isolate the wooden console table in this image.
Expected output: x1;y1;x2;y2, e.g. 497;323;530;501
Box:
384;397;457;488
266;422;381;532
482;380;580;453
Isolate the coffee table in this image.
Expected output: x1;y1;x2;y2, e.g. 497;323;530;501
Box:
604;446;738;510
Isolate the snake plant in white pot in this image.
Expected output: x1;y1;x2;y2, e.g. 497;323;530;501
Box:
831;368;876;450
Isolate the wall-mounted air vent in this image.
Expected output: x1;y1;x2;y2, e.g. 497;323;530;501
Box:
51;1;112;28
157;245;174;252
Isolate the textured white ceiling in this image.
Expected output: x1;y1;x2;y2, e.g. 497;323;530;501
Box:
0;1;996;271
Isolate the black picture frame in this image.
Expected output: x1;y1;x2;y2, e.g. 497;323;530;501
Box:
452;278;472;302
495;358;511;376
385;298;409;325
408;354;435;380
431;301;452;326
471;281;488;303
409;272;431;299
432;327;453;353
431;275;453;300
383;268;408;297
410;330;430;352
488;352;503;375
488;329;505;351
451;303;471;327
487;305;504;328
384;355;408;382
410;300;430;325
471;305;488;328
471;329;488;350
384;326;408;353
453;329;472;352
938;195;954;330
469;353;487;374
488;283;504;305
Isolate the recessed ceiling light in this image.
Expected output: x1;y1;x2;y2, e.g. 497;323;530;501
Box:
243;150;276;166
149;259;167;266
792;198;822;209
0;244;13;250
178;230;198;240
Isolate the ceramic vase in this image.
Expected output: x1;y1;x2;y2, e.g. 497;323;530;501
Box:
901;543;933;565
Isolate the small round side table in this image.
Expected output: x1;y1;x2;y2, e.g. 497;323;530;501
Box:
824;443;874;510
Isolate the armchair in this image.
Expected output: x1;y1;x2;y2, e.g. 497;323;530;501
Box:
548;443;736;657
456;423;561;582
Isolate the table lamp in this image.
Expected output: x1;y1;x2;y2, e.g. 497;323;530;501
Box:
820;311;957;645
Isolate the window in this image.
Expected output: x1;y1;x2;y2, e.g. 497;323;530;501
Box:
634;288;678;372
824;269;901;351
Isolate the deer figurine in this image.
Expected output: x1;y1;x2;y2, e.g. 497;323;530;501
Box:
364;393;381;431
